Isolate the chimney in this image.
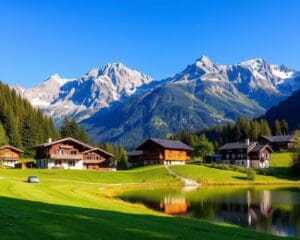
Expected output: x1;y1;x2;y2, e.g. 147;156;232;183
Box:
245;138;250;146
48;138;52;143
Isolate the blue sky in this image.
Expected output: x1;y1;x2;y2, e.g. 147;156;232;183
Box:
0;0;299;88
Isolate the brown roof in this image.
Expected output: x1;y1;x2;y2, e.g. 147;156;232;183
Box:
36;137;93;150
250;144;273;153
261;135;295;143
83;148;114;157
218;142;257;150
0;145;24;153
137;138;193;151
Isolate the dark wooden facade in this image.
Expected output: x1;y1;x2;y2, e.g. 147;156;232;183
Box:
0;145;23;168
218;141;272;168
83;148;114;169
128;138;192;166
35;138;114;169
260;135;296;150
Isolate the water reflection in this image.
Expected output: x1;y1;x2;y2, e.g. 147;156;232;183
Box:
120;187;300;238
160;195;189;215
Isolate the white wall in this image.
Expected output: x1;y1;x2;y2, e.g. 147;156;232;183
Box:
163;160;185;165
3;160;17;168
48;160;83;170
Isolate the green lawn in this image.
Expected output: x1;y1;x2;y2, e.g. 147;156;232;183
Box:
170;152;298;185
270;152;294;167
0;165;177;184
0;167;293;240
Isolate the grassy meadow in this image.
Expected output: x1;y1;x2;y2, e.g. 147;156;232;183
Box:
0;153;297;240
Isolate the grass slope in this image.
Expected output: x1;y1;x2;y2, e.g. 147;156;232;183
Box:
270;152;294;167
0;167;293;240
170;152;297;185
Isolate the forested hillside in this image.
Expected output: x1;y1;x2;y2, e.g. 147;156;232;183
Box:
265;89;300;131
0;82;58;155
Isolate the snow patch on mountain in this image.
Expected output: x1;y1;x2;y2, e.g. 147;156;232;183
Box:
14;63;153;125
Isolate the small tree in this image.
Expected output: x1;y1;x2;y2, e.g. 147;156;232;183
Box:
246;168;256;181
193;134;214;162
292;130;300;175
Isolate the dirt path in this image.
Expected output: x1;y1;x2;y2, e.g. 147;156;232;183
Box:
164;165;200;187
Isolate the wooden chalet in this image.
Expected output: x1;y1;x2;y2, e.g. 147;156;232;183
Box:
35;137;114;170
218;140;272;168
83;148;114;170
0;145;23;168
260;135;296;150
128;138;193;166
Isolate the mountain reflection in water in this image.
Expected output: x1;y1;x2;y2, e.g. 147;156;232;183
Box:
120;187;300;238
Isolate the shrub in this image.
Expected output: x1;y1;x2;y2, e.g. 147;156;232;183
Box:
246;168;256;181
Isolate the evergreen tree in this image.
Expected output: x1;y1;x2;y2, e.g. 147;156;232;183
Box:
100;142;128;169
273;120;282;136
60;118;90;143
0;122;8;145
0;81;59;155
280;120;289;135
259;119;272;136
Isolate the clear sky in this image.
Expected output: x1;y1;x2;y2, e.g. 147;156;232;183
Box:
0;0;299;88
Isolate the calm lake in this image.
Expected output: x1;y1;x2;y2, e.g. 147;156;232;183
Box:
119;186;300;238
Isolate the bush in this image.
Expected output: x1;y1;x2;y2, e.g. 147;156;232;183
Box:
246;168;256;181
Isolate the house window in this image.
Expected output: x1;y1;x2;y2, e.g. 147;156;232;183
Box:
232;154;235;159
226;154;230;159
71;151;77;155
68;161;75;167
57;150;64;155
55;160;62;165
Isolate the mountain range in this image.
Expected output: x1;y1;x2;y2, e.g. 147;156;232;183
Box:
13;56;300;149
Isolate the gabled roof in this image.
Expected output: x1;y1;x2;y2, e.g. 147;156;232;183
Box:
83;148;114;157
136;138;193;151
0;145;24;153
36;137;93;150
218;142;257;150
250;144;273;153
261;135;295;143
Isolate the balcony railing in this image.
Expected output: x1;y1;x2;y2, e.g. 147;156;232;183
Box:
0;157;19;161
50;154;83;160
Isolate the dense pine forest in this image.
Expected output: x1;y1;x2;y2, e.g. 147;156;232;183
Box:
0;82;58;155
201;118;289;145
171;117;291;158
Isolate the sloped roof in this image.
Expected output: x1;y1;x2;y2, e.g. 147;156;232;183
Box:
127;150;143;156
36;137;93;150
83;148;114;157
0;145;24;153
137;138;193;151
218;142;257;150
261;135;295;143
250;144;273;153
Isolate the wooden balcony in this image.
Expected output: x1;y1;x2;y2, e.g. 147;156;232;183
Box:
0;157;19;161
50;154;83;160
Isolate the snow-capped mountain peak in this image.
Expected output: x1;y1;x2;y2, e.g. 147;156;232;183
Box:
13;57;300;127
195;55;214;67
14;62;153;124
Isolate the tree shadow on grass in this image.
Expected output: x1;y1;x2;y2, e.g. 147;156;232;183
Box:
0;196;284;240
265;167;300;181
232;176;248;180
